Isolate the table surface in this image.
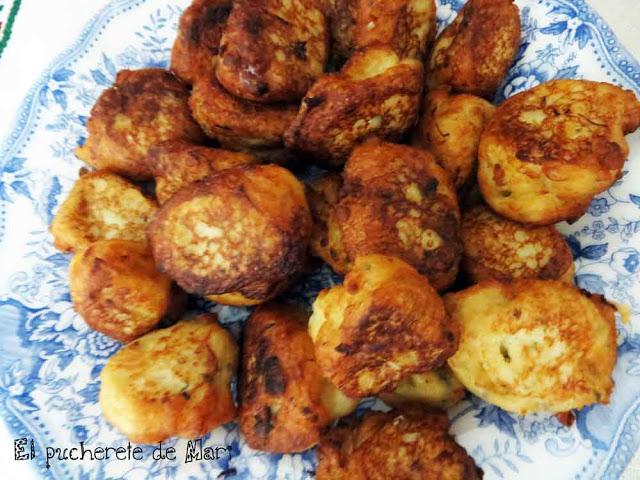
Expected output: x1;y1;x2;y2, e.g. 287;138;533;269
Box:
0;0;638;479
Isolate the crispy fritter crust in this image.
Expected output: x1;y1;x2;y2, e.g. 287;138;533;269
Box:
427;0;520;98
324;0;357;66
148;140;259;204
461;204;574;283
446;280;618;415
412;88;495;188
306;172;343;263
478;79;640;225
75;69;205;180
69;240;179;343
309;254;458;397
322;140;462;291
190;76;299;149
284;47;423;166
50;171;157;252
99;314;238;443
171;0;231;84
216;0;328;103
380;366;466;409
317;407;483;480
148;164;312;304
353;0;436;60
239;303;356;453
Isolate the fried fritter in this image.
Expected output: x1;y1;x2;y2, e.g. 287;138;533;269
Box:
148;140;259;204
50;171;157;252
461;204;574;283
427;0;520;98
446;280;618;415
380;366;465;409
353;0;436;60
284;47;423;166
69;240;181;343
190;76;299;150
321;140;462;291
317;407;483;480
75;69;205;180
324;0;357;66
306;172;343;263
216;0;328;103
99;314;238;443
309;254;458;397
412;88;495;188
171;0;231;84
239;303;357;453
478;79;640;224
148;164;312;306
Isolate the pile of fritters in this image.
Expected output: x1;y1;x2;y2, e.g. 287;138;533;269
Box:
49;0;640;476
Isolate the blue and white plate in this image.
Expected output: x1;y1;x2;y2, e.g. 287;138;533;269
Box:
1;1;640;478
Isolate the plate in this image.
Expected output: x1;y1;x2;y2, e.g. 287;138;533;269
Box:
1;1;640;478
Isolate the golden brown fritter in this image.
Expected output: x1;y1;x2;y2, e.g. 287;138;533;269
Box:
50;171;157;252
148;140;259;204
171;0;231;84
478;79;640;225
461;204;574;283
306;172;343;263
239;303;357;453
353;0;436;60
148;164;312;306
69;240;181;343
324;0;357;66
427;0;520;98
309;255;458;397
190;76;299;150
412;88;495;188
380;366;466;409
317;407;483;480
75;69;205;180
284;47;423;166
99;314;238;444
216;0;328;103
446;280;618;415
320;140;462;291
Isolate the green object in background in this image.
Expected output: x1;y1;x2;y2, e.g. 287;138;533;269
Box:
0;0;22;59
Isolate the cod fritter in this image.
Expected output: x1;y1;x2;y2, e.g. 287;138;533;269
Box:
217;0;328;103
353;0;436;60
171;0;231;84
306;172;343;264
478;79;640;224
76;69;205;180
50;171;157;252
190;76;299;150
285;47;423;166
309;255;458;397
239;303;357;453
69;240;182;343
380;366;465;409
446;280;618;415
99;314;238;443
148;164;312;306
324;0;357;66
412;88;495;188
317;407;483;480
319;140;462;291
461;205;574;283
428;0;520;98
148;140;259;204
